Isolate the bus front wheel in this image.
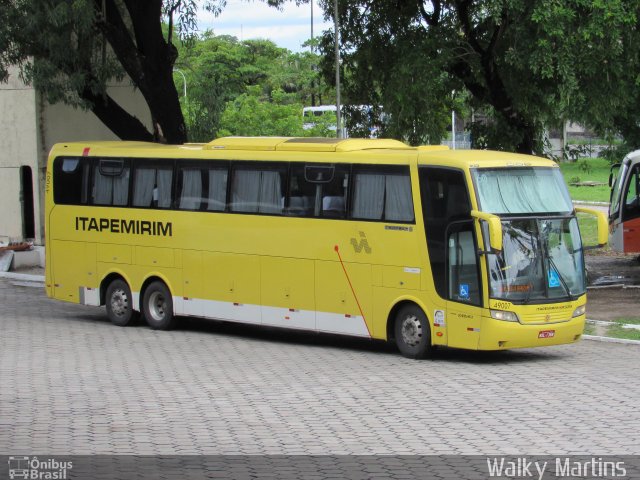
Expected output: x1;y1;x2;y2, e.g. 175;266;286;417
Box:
105;279;137;326
142;281;175;330
394;305;433;359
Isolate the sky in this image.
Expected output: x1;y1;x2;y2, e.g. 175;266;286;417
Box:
196;1;333;52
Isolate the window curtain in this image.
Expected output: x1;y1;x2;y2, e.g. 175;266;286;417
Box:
385;174;413;221
112;168;129;206
180;169;202;210
258;171;282;214
156;169;172;208
231;170;261;212
133;168;156;207
352;173;385;219
207;169;228;211
93;169;113;205
476;171;571;213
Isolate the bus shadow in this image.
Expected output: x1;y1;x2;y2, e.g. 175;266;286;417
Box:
55;310;567;364
177;315;397;356
174;315;564;364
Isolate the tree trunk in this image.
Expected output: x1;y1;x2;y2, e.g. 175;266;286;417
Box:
98;0;187;144
82;87;154;142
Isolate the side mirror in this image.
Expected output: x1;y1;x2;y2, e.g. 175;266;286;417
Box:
575;206;608;249
471;210;502;252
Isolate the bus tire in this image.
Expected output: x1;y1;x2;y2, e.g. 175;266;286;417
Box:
105;279;137;327
394;305;433;359
142;281;175;330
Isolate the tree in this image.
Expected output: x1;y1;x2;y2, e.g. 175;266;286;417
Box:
0;0;226;144
176;34;333;141
312;0;639;153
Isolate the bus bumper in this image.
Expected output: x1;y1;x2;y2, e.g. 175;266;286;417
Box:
477;315;586;350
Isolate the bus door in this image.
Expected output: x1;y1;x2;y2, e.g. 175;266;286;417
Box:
445;221;483;349
420;167;483;348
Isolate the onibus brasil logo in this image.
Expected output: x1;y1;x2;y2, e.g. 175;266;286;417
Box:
8;456;73;480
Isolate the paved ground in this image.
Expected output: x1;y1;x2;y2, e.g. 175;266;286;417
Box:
1;278;640;456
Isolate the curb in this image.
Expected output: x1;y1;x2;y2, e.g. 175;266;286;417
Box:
0;271;45;283
573;200;609;207
583;334;640;345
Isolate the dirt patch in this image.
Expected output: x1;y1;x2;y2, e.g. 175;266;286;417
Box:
586;252;640;322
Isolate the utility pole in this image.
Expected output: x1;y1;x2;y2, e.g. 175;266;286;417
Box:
334;0;342;138
311;0;316;106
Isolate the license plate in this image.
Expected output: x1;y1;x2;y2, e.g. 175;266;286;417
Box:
538;330;555;339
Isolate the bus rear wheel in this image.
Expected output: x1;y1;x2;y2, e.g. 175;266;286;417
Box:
105;279;137;326
394;305;433;359
142;281;175;330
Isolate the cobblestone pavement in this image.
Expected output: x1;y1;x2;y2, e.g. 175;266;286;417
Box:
1;278;639;456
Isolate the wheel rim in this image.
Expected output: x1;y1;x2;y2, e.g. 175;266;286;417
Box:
110;288;129;318
400;314;422;347
148;291;166;322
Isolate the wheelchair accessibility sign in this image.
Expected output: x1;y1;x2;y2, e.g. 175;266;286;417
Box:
459;284;470;299
548;270;561;288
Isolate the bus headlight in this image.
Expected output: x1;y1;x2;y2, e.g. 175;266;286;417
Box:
490;310;519;322
572;305;586;318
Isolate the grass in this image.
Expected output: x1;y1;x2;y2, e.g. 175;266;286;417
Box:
558;157;611;203
605;324;640;341
612;317;640;325
583;323;597;335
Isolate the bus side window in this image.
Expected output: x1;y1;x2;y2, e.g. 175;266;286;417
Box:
206;166;228;212
92;158;130;206
230;163;286;215
287;164;349;218
623;165;640;220
447;224;481;306
177;166;205;211
351;166;414;222
53;157;90;205
132;163;173;209
287;164;316;216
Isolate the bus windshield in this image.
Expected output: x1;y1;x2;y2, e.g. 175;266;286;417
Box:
483;217;586;303
472;167;572;214
609;162;627;217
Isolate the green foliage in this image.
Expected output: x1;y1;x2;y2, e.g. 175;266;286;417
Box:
598;143;636;165
0;0;228;143
218;86;302;136
217;86;333;137
313;0;640;152
177;34;334;141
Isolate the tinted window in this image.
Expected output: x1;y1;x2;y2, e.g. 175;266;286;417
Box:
230;163;287;214
351;166;414;222
288;164;349;218
420;167;471;299
207;166;228;212
177;166;205;210
132;163;174;209
622;164;640;221
92;159;130;206
53;157;89;205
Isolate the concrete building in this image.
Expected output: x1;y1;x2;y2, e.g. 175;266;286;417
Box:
0;66;152;247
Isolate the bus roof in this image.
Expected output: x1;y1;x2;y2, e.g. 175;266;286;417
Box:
49;137;556;168
418;148;557;169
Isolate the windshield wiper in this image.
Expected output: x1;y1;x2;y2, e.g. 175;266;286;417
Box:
522;227;540;305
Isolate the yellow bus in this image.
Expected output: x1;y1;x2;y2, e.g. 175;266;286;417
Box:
44;137;607;358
